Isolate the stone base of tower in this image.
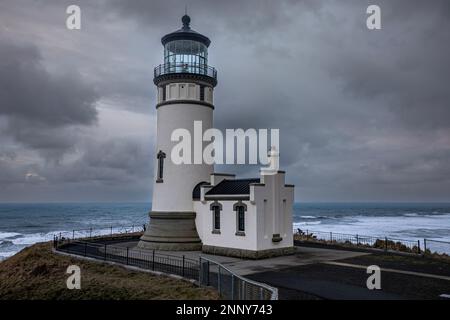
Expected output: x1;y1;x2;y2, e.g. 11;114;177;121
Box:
138;211;202;251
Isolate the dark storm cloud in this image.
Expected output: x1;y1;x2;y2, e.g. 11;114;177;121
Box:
0;38;98;127
325;0;450;130
0;37;99;158
0;0;449;201
0;136;153;201
59;138;152;184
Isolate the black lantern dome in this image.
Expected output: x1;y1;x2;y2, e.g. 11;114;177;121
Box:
154;15;217;87
161;14;211;47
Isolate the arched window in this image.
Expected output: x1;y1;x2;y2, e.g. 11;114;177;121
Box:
233;202;247;235
210;202;222;233
156;150;166;183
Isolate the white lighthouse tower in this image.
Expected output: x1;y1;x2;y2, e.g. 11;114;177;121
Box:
138;15;217;250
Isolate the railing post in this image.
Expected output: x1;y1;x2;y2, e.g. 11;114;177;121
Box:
72;230;75;240
356;234;359;245
207;261;210;286
385;237;388;251
424;239;427;255
104;243;107;260
198;257;202;285
110;226;113;236
417;240;421;254
152;250;155;271
306;229;309;240
84;242;87;256
231;274;234;300
218;266;221;296
126;247;129;265
182;255;185;277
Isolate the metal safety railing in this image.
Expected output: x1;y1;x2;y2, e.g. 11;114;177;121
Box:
154;62;217;79
53;228;277;300
199;256;278;300
54;224;146;242
295;229;450;256
54;235;199;280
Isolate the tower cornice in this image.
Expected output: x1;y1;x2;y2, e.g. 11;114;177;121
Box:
154;66;218;87
155;100;214;110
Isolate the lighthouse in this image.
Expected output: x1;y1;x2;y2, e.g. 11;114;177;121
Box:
139;15;295;258
138;15;217;250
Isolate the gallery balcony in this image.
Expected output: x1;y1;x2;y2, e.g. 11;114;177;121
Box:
153;63;218;87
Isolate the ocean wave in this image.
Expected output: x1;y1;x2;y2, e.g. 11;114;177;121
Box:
298;215;342;220
11;233;49;245
404;213;419;217
0;240;14;247
294;221;322;226
0;232;22;240
0;250;18;260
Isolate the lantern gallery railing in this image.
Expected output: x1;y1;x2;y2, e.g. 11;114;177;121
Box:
154;62;217;79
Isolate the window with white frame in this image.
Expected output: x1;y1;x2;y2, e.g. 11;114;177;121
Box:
210;202;222;233
233;202;247;235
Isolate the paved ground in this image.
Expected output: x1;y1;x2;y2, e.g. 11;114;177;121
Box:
247;262;450;300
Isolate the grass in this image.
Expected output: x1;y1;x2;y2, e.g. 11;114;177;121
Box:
0;242;218;300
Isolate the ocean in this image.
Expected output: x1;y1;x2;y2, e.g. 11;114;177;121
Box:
1;202;450;260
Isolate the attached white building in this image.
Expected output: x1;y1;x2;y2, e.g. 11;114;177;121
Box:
193;169;295;259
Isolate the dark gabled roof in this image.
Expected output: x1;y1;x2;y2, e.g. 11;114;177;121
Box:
205;179;260;196
192;181;209;200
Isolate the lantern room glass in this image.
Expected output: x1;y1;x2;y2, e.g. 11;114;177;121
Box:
164;40;208;74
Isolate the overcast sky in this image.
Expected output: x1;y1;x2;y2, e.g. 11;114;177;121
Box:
0;0;449;202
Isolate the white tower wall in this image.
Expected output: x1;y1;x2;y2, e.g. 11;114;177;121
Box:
152;101;213;212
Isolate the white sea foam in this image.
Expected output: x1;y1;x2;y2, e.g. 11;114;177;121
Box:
11;233;49;245
293;213;450;250
0;250;18;260
404;213;419;217
0;232;22;240
295;221;322;226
